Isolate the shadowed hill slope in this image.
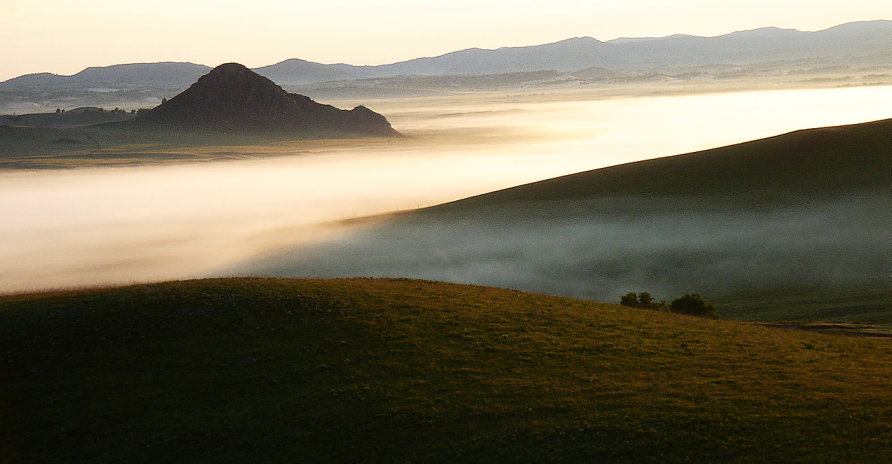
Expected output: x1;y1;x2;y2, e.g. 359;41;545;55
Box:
136;63;399;136
3;278;891;463
439;118;890;207
239;120;890;319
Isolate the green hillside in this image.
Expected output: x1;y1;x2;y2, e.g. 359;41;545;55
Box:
3;278;891;463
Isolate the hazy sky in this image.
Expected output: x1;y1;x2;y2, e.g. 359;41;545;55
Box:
2;0;889;81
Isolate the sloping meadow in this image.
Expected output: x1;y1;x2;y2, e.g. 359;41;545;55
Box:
3;278;891;463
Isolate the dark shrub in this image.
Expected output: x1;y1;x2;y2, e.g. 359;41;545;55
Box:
620;292;639;307
670;294;716;317
637;292;654;309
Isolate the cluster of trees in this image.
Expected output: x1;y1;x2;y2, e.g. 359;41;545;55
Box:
620;292;716;317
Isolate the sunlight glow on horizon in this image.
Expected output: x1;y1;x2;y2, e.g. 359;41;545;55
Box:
2;0;890;81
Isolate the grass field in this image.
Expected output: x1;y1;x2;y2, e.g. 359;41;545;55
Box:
3;278;891;463
714;283;892;324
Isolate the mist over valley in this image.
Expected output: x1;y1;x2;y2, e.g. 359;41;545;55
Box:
2;85;889;322
0;15;888;340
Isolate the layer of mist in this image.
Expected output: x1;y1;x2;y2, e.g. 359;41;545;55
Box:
234;195;887;303
2;86;889;294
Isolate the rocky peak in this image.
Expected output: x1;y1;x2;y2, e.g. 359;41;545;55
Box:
137;63;399;136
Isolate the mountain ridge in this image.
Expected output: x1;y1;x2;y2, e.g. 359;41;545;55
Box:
1;62;212;89
3;20;888;88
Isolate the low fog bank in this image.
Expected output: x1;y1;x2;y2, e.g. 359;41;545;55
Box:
233;194;887;305
3;87;889;295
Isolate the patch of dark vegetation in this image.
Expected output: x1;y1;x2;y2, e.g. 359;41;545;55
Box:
621;291;664;309
620;291;717;317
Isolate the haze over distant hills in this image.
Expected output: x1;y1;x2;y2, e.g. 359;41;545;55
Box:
3;20;888;90
0;62;213;90
361;20;890;79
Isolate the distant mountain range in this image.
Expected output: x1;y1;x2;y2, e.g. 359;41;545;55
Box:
3;20;888;89
0;62;213;89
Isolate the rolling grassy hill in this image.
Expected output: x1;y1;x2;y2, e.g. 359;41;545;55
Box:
436;117;890;206
240;119;890;321
2;278;891;463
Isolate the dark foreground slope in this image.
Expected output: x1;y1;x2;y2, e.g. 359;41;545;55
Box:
2;278;891;463
238;119;891;321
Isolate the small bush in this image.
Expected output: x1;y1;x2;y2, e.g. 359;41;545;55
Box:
670;293;716;318
638;292;654;308
620;292;639;307
620;292;665;310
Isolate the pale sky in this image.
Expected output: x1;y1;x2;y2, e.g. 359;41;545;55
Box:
2;0;889;81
